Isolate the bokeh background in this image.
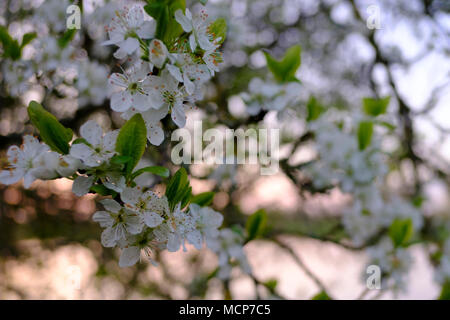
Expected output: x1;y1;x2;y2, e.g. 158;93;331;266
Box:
0;0;449;299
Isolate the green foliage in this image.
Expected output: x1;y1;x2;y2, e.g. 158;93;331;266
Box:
115;114;147;179
131;166;170;180
306;96;324;122
264;45;301;83
165;167;192;210
58;29;77;48
27;101;73;154
144;0;186;45
246;209;267;241
438;282;450;300
263;279;277;292
110;155;132;165
363;96;390;117
389;218;414;248
311;290;332;300
199;0;208;5
191;192;215;207
0;26;29;60
90;184;118;197
20;33;37;50
209;18;227;44
357;121;373;150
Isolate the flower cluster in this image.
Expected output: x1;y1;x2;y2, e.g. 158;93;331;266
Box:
104;5;224;145
93;190;223;267
0;135;79;188
0;3;252;276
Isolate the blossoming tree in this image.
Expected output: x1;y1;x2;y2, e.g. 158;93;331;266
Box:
0;0;449;300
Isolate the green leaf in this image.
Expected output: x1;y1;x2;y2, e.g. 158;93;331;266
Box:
209;18;227;44
246;209;267;241
375;120;396;131
90;184;117;197
27;101;73;154
263;279;277;292
199;0;208;5
0;25;21;60
131;166;170;180
110;155;132;165
363;96;390;117
191;192;215;207
306;96;324;122
389;218;414;248
165;167;191;209
20;32;37;49
311;291;332;300
264;45;301;83
115;114;147;178
144;0;185;46
357;121;373;150
58;29;77;48
438;281;450;300
72;138;91;147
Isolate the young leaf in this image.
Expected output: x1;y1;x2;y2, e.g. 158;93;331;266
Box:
245;209;267;241
357;121;373;150
0;26;21;60
115;114;147;178
311;291;332;300
58;29;77;48
90;184;118;197
209;18;227;44
306;96;324;122
110;155;132;165
27;101;73;154
144;0;186;45
131;166;170;180
191;192;215;207
263;45;301;83
165;167;191;209
438;282;450;300
363;96;390;117
389;218;414;248
20;32;37;49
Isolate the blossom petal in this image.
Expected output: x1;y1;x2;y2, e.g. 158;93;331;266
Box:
189;34;197;52
137;20;156;39
80;120;102;146
93;210;113;228
167;233;181;252
70;143;94;161
171;102;186;128
143;211;163;228
72;175;95;196
121;37;140;55
119;246;141;267
111;91;132;112
100;199;122;213
101;227;117;247
167;64;183;82
132;93;151;111
186;230;203;250
0;169;24;185
120;187;140;207
147;124;164;146
174;9;193;32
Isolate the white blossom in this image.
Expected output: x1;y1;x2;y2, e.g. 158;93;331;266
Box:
174;8;216;53
69;120;118;167
103;5;156;59
93;199;144;247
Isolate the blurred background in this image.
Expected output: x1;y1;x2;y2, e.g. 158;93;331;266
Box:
0;0;449;299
